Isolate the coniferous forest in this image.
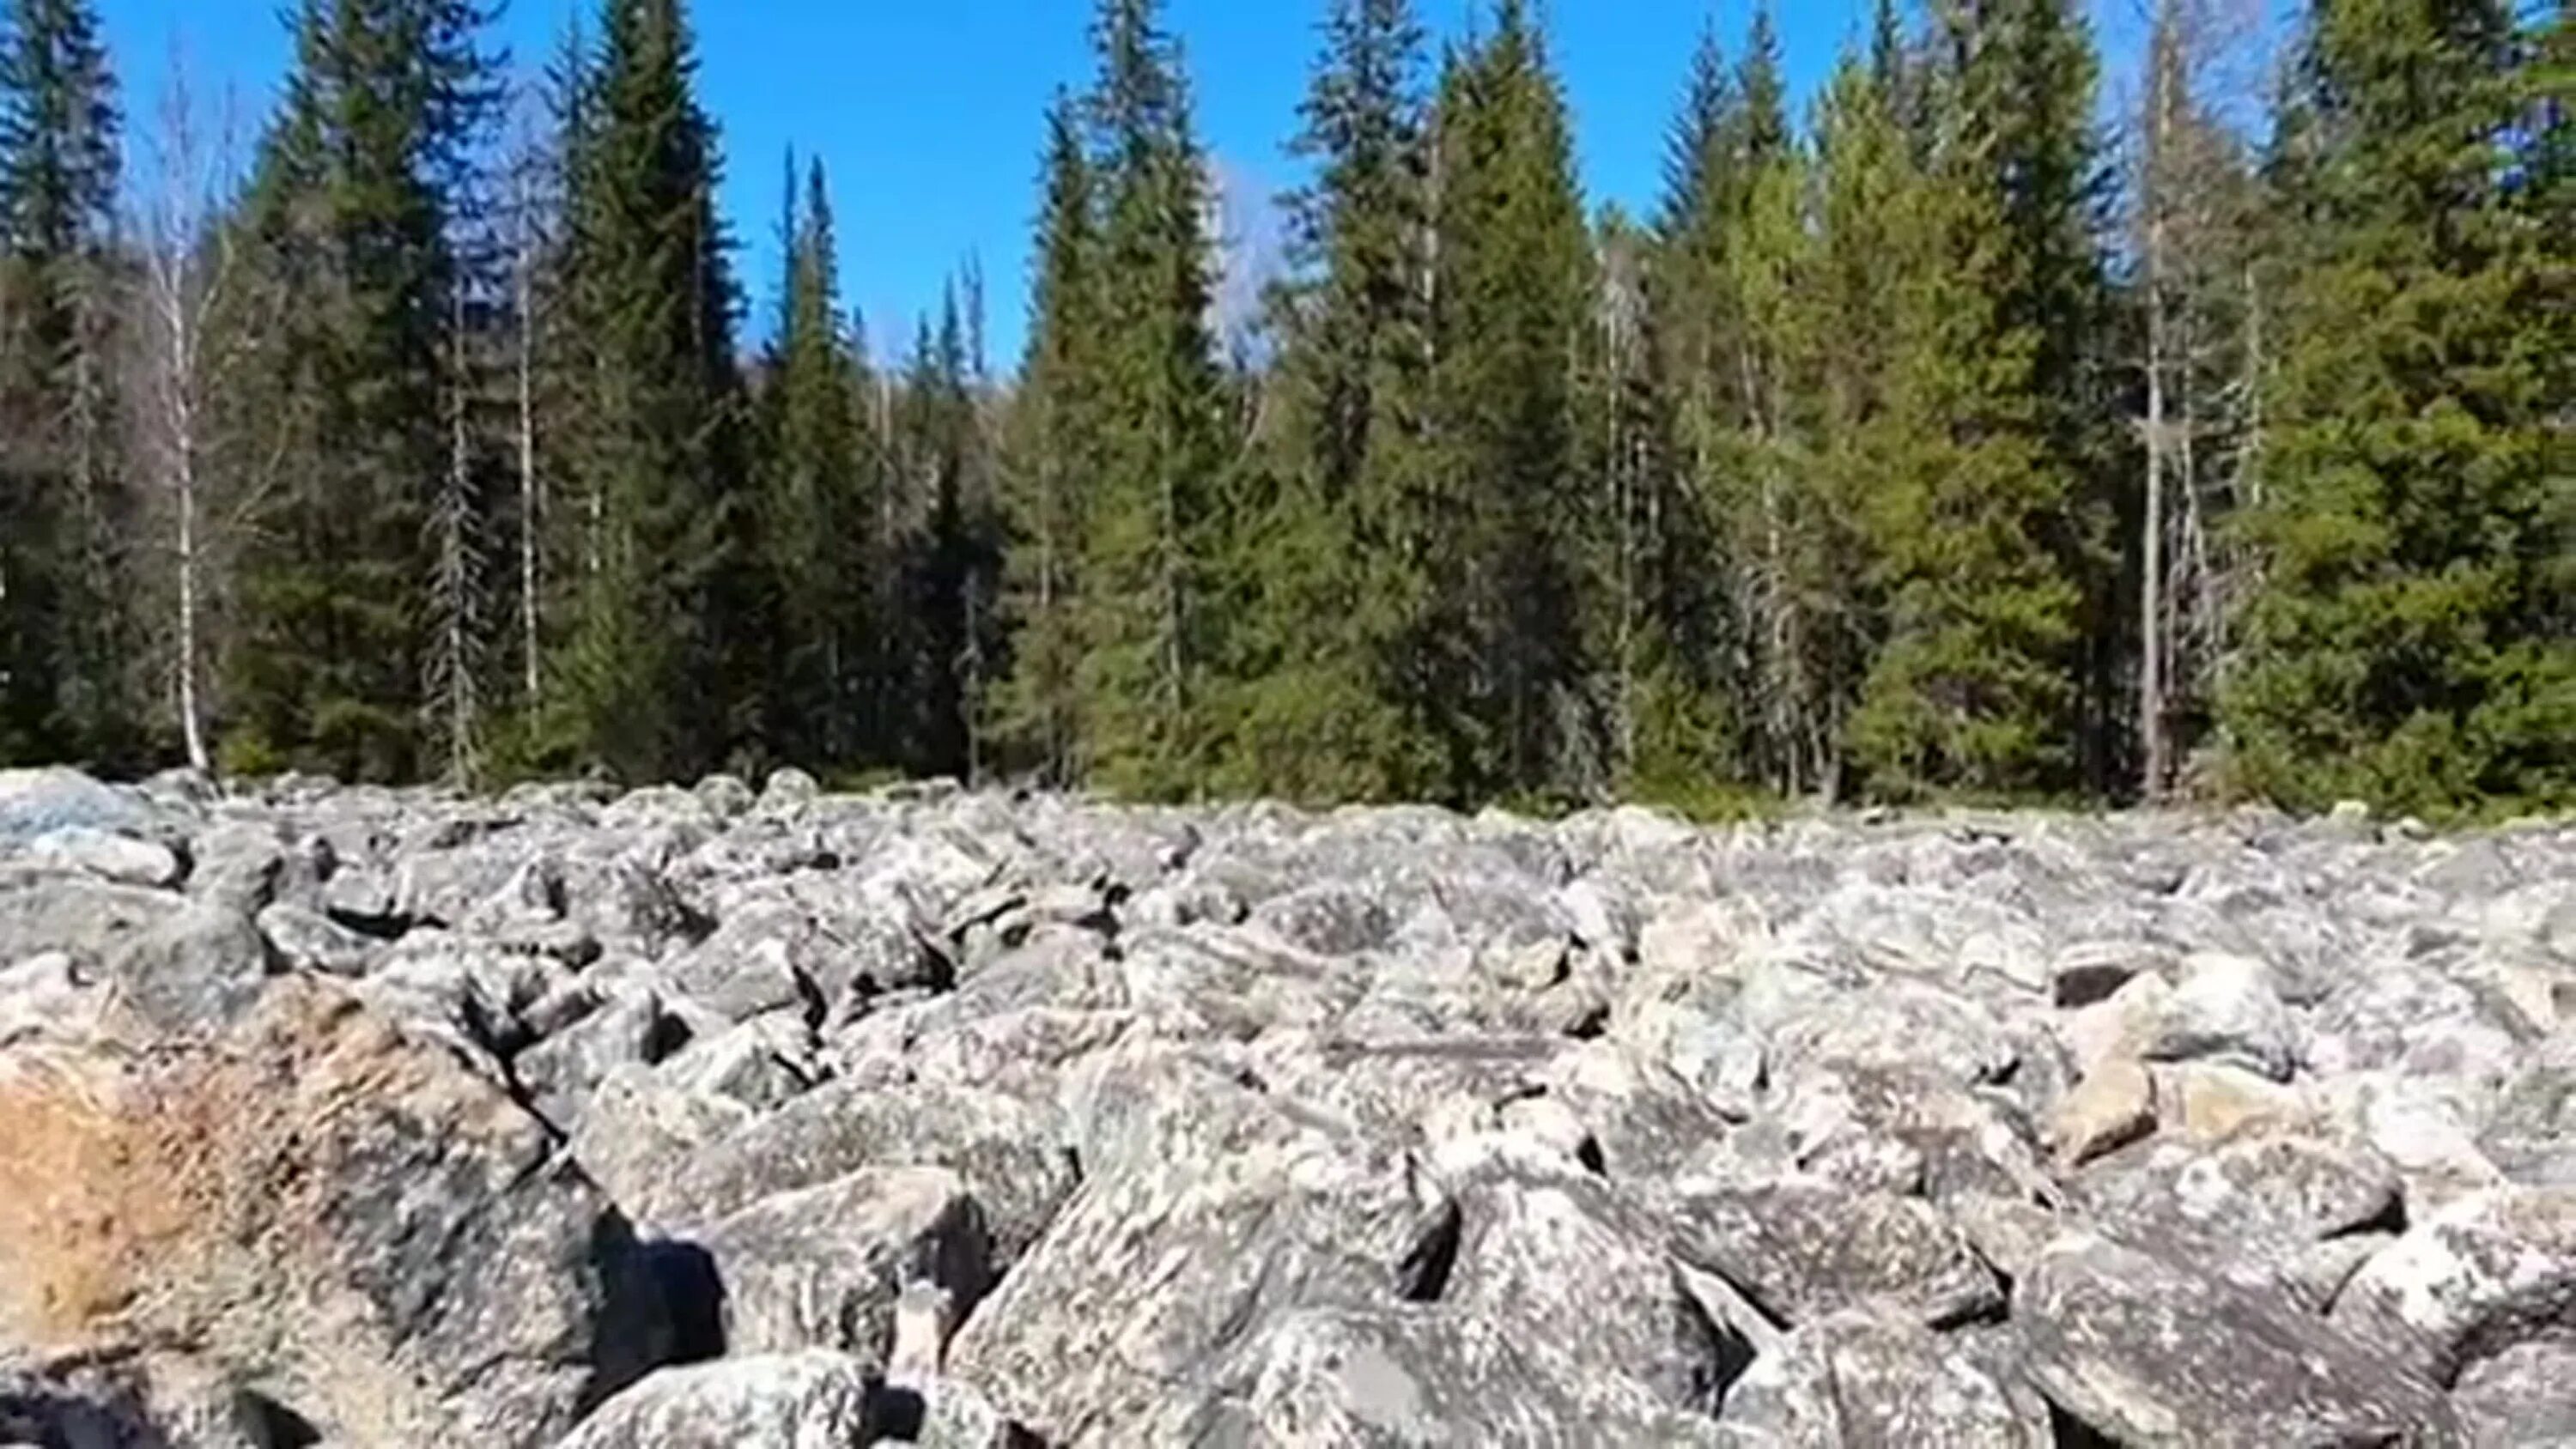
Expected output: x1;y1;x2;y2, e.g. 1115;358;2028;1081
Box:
0;0;2565;816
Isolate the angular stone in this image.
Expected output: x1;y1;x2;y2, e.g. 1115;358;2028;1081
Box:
2160;1059;2312;1143
1668;1180;2001;1330
106;900;273;1037
2142;951;2297;1082
1128;1306;1728;1446
556;1351;873;1449
1443;1158;1738;1412
945;1104;1443;1442
653;1079;1076;1271
2050;938;2173;1009
256;900;379;976
2330;1186;2576;1385
568;1062;756;1219
2048;1057;2156;1167
2451;1341;2576;1448
0;978;663;1448
1715;1309;2050;1447
657;1009;817;1113
0;768;161;847
25;828;183;888
2017;1233;2459;1447
2072;1134;2402;1298
695;1167;992;1360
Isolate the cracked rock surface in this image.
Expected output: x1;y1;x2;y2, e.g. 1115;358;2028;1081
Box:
2;765;2571;1446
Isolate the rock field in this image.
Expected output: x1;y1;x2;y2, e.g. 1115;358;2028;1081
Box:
2;763;2572;1446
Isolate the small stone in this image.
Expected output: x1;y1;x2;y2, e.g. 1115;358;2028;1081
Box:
555;1352;873;1449
2142;951;2297;1082
2330;1185;2576;1385
2048;1058;2157;1167
27;828;184;888
2161;1060;2312;1143
2050;939;2172;1009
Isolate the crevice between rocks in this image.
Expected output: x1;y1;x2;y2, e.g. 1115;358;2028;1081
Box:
1396;1199;1463;1304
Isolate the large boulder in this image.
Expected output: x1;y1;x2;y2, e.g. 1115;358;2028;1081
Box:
1668;1180;2002;1330
691;1166;993;1360
554;1351;875;1449
1714;1309;2050;1447
0;977;665;1447
2329;1185;2576;1385
2016;1233;2460;1446
944;1072;1449;1441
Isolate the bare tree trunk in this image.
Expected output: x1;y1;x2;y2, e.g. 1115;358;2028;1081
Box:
515;156;542;711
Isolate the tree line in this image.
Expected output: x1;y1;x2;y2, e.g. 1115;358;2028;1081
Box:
0;0;2564;816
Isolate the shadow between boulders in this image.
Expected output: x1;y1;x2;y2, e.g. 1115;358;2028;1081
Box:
578;1216;728;1417
1397;1199;1463;1303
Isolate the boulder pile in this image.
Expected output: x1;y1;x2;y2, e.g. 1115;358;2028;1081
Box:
2;764;2570;1446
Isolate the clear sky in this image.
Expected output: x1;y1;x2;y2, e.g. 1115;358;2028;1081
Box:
96;1;1899;365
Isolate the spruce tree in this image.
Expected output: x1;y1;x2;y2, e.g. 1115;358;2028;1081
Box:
1847;3;2087;797
1421;0;1594;801
2224;0;2572;812
887;285;997;781
1960;0;2125;791
553;0;747;781
1216;0;1436;802
756;155;866;771
0;0;120;764
224;0;501;780
1072;0;1227;798
992;93;1098;786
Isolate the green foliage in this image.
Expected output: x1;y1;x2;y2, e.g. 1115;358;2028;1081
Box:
551;0;749;783
1204;0;1439;802
1066;0;1230;800
0;0;122;765
222;0;501;783
2222;0;2573;815
1415;0;1595;801
755;155;871;771
0;0;2557;830
990;93;1101;787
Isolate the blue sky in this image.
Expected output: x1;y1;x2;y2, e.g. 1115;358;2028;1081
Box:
97;1;1908;364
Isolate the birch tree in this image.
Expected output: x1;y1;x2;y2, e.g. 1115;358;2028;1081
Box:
128;51;247;776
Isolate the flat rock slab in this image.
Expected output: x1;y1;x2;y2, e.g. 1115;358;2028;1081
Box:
555;1351;874;1449
2017;1233;2462;1447
1668;1181;2002;1330
1715;1309;2050;1447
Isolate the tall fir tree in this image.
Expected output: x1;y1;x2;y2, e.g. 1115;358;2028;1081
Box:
1960;0;2126;791
1419;0;1594;801
223;0;501;780
552;0;749;781
2224;0;2572;812
756;155;869;772
890;284;1001;781
1072;0;1228;798
1215;0;1436;801
1847;1;2088;797
0;0;120;764
992;92;1099;786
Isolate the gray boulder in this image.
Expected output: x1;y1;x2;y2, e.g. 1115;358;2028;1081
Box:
2017;1232;2460;1446
0;977;664;1448
554;1352;873;1449
106;900;273;1036
693;1166;993;1359
1668;1180;2002;1330
0;767;161;846
2330;1185;2576;1385
1714;1309;2050;1447
944;1093;1445;1441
